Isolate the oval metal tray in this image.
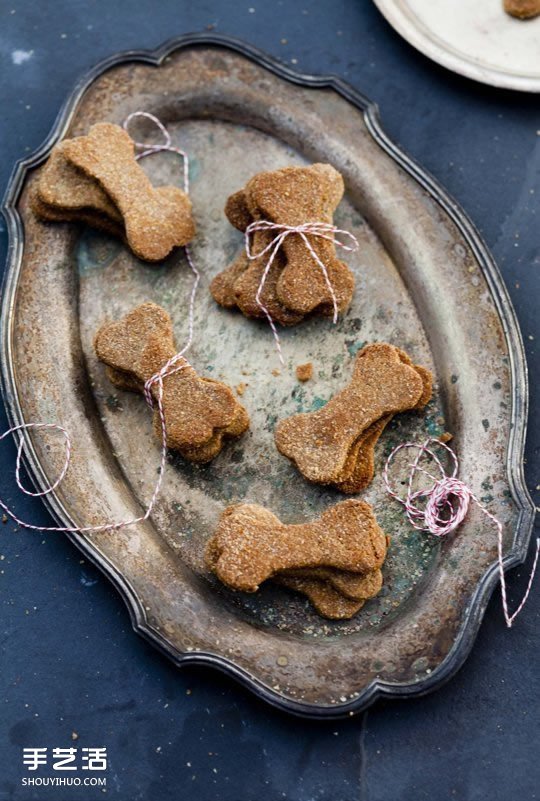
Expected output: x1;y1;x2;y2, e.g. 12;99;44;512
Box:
1;35;534;718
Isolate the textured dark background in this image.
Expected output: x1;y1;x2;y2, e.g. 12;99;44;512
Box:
0;2;539;800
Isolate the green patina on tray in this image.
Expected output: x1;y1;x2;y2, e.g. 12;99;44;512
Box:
1;36;533;717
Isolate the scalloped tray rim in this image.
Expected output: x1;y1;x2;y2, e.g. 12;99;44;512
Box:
0;33;534;719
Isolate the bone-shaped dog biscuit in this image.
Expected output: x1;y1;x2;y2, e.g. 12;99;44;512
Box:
211;164;354;322
94;303;249;460
102;363;250;463
33;143;188;250
246;164;355;315
206;499;387;593
207;526;369;619
275;343;430;485
62;123;195;261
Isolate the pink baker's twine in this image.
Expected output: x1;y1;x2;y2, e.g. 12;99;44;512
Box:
245;220;359;365
0;113;199;534
384;437;539;628
123;111;200;344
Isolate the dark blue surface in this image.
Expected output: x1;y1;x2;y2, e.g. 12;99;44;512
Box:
1;2;539;800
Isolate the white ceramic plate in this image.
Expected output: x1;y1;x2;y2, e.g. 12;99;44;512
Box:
373;0;540;92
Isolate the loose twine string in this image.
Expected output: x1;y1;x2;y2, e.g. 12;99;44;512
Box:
245;220;359;365
384;437;539;627
0;112;199;533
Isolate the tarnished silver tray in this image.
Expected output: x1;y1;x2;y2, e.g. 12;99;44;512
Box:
1;35;534;717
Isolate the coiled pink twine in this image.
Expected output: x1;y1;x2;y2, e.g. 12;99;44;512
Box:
245;220;359;365
384;437;539;627
0;112;199;534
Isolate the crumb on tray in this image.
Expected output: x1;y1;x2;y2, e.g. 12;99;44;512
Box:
296;362;313;382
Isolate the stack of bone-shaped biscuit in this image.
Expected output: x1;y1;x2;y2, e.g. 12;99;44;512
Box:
275;343;433;492
31;122;195;262
94;303;249;462
210;164;355;324
206;499;388;619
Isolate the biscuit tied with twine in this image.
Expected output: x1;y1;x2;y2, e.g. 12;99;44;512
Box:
245;219;359;365
211;164;359;364
94;302;249;461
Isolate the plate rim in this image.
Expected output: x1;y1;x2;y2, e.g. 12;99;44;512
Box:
372;0;540;93
0;32;535;719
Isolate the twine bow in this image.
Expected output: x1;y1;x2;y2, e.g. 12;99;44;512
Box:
245;220;359;365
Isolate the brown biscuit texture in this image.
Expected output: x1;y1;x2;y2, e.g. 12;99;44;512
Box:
275;343;432;488
34;144;188;238
504;0;540;17
33;124;196;261
209;253;250;310
205;499;387;593
231;233;305;326
296;363;313;382
248;164;354;315
211;163;355;323
60;123;195;261
30;188;125;240
210;204;304;326
275;575;366;619
335;362;432;492
94;303;249;461
284;566;383;601
224;189;253;232
36;145;123;222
